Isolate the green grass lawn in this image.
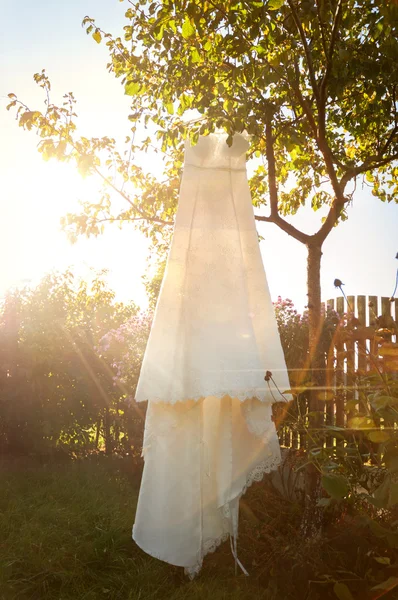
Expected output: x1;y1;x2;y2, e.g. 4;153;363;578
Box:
0;457;269;600
2;456;397;600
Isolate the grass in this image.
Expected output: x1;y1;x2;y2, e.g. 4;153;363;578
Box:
0;456;271;600
2;455;397;600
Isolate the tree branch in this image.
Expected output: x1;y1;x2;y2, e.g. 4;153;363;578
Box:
379;125;398;158
258;106;311;245
316;149;398;245
340;151;398;189
315;0;328;58
287;0;320;106
313;196;347;245
291;58;318;137
265;112;278;217
254;213;310;245
93;167;174;226
318;0;344;139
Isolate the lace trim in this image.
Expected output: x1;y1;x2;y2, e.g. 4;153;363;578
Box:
183;453;282;579
134;389;290;405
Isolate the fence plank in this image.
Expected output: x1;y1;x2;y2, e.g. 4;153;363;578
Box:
357;295;367;375
368;296;378;326
347;295;356;318
357;295;366;325
368;296;379;360
279;295;398;452
381;296;390;317
336;296;344;317
346;295;356;417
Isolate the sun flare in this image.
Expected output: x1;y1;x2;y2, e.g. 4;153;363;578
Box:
1;158;149;308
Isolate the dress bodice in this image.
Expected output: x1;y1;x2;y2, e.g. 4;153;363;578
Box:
184;131;249;171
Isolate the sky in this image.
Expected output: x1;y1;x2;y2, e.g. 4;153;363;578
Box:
1;0;397;316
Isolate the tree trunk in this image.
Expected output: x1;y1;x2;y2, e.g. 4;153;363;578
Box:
306;242;326;439
300;242;325;538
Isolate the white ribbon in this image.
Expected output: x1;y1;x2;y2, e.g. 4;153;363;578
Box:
229;533;249;576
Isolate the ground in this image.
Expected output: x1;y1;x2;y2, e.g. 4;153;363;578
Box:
0;456;272;600
1;455;397;600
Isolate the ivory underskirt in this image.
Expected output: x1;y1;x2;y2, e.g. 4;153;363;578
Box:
132;394;282;577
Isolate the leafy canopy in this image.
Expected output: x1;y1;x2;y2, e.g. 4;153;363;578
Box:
0;270;138;455
6;0;398;254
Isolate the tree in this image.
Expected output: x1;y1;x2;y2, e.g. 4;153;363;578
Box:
6;0;398;527
0;270;138;456
7;0;398;361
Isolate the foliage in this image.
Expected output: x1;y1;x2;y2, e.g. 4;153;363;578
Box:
273;296;309;382
6;9;398;539
6;0;398;259
275;306;398;599
142;256;167;311
97;311;153;401
305;329;398;509
272;294;398;585
0;270;137;457
96;310;153;451
274;296;398;484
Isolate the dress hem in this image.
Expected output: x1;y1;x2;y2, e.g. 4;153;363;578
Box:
183;452;282;579
132;451;282;576
134;391;292;405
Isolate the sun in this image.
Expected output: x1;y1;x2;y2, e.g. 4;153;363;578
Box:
0;157;149;308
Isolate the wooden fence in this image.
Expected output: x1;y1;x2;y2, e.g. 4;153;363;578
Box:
278;295;398;451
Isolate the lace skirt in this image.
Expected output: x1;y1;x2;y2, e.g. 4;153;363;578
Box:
132;394;282;577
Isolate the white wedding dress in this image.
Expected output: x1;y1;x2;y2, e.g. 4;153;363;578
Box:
132;131;291;577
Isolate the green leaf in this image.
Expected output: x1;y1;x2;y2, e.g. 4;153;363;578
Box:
41;141;55;161
373;556;391;565
154;24;164;40
268;0;285;10
77;154;94;177
333;582;354;600
348;416;375;429
182;17;195;39
191;47;201;63
370;395;398;409
56;140;67;159
125;81;141;96
367;430;390;443
373;475;391;508
321;474;349;500
316;497;332;507
165;102;174;115
92;29;102;44
363;517;398;548
223;99;234;112
370;577;398;592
